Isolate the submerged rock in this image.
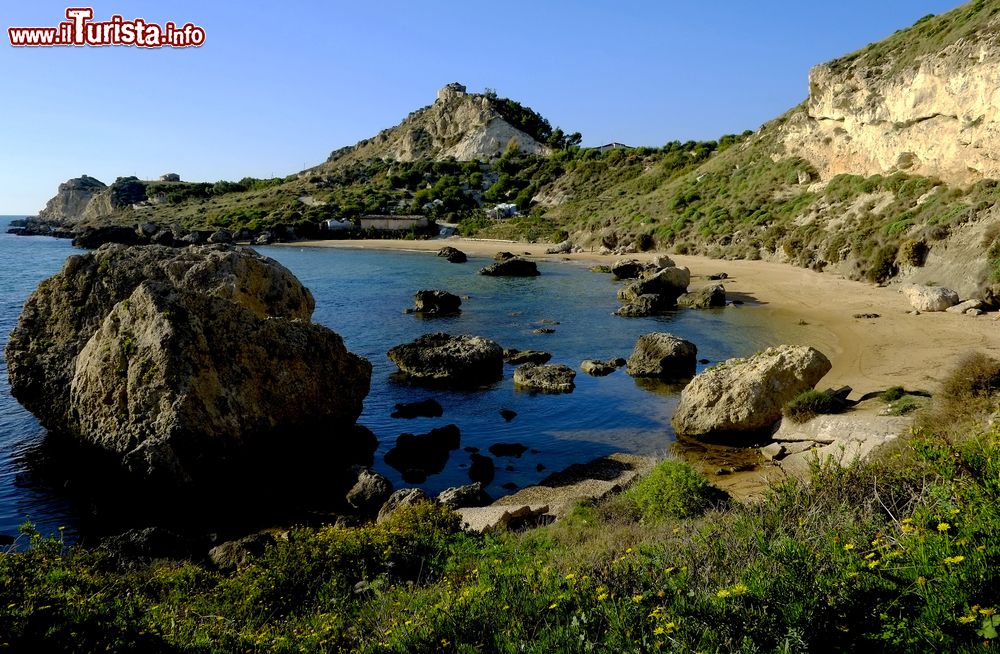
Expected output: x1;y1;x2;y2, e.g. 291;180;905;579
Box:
503;348;552;365
390;398;444;419
388;333;503;387
384;424;462;480
5;244;371;492
671;345;832;438
626;333;698;379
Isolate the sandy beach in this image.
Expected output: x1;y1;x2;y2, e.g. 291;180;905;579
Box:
289;236;1000;399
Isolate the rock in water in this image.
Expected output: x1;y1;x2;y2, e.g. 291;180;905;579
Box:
611;258;651;280
617;267;691;305
676;284;726;309
513;363;576;392
5;244;371;491
503;348;552;365
901;284;960;312
626;333;697;379
391;398;444;419
436;246;467;263
412;290;462;315
671;345;832;438
388;333;503;387
479;257;540;277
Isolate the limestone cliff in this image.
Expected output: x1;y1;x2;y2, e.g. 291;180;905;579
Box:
37;175;107;224
782;3;1000;186
320;83;551;169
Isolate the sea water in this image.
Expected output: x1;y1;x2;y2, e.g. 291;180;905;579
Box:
0;217;780;539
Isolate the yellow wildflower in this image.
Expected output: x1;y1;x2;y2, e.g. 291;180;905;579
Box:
717;589;731;599
548;602;559;609
937;522;951;532
632;594;644;603
943;555;965;565
958;616;977;624
843;543;855;551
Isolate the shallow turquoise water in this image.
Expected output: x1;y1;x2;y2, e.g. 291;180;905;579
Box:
0;219;780;539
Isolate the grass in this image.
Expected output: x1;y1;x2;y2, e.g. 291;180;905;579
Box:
3;354;1000;652
783;389;840;423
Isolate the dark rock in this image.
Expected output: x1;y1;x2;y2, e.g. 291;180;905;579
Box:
464;446;480;453
615;294;670;317
391;398;444;419
494;251;516;261
99;527;195;565
489;443;529;458
531;328;556;334
436;246;467;263
499;409;517;422
0;534;15;546
207;229;233;244
536;463;546;472
209;532;275;571
707;273;729;280
626;332;698;379
469;453;495;485
853;313;881;319
388;333;503;387
436;482;492;509
412;290;461;316
501;482;519;491
4;244;370;494
513;363;576;392
589;265;612;273
479;257;540;277
71;225;145;249
346;467;394;515
617;267;690;306
677;284;726;309
611;259;652;280
377;488;430;523
150;229;176;246
503;349;552;365
384;424;461;478
699;359;710;364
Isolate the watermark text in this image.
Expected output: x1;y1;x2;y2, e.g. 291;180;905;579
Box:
9;8;205;48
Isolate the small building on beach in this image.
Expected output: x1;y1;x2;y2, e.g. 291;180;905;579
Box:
359;215;429;232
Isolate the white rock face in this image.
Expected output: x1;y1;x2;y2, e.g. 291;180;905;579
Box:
782;14;1000;186
901;284;960;311
671;345;832;438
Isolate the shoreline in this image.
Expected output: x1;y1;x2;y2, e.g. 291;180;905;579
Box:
285;236;1000;398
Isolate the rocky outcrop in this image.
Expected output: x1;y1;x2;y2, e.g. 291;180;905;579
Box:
436;246;467;263
209;532;276;571
672;346;832;438
901;284;960;312
36;175;107;224
611;259;652;280
345;468;394;515
387;333;504;387
677;284;726;309
781;7;1000;186
616;267;691;316
626;333;697;379
581;358;625;377
377;488;430;524
436;482;493;509
411;290;462;316
479;257;540;277
5;244;371;491
322;84;550;168
513;363;576;393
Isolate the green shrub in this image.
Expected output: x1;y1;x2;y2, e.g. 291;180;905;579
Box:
626;459;726;520
866;244;899;283
882;386;906;402
783;389;838;423
897;239;928;266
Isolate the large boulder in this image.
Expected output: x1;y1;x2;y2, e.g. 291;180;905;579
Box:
513;363;576;392
479;257;540;277
677;284;726;309
617;267;690;305
4;244;370;491
411;290;461;316
388;333;503;387
377;488;431;524
671;346;832;438
614;294;671;317
901;284;960;312
611;259;652;280
345;467;394;515
436;246;467;263
436;482;493;509
626;333;697;379
384;424;462;482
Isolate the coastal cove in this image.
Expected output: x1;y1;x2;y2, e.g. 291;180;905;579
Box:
2;221;998;541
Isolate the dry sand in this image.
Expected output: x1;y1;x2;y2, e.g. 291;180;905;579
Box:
290;236;1000;397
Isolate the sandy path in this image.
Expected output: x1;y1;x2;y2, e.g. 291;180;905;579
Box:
286;236;1000;397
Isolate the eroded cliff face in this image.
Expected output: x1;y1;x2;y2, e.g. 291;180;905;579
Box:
324;84;549;168
37;175;107;223
783;12;1000;186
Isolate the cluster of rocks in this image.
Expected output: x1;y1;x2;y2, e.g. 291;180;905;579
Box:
408;290;462;316
479;254;540;277
4;244;374;501
436;246;467;263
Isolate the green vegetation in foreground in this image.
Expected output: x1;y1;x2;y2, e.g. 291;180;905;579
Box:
4;356;1000;653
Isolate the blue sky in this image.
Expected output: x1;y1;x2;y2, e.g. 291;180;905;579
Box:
0;0;963;214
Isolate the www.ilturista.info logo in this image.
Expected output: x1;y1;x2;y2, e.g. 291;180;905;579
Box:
8;8;205;48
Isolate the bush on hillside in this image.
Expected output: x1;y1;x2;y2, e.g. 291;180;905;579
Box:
626;459;727;521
